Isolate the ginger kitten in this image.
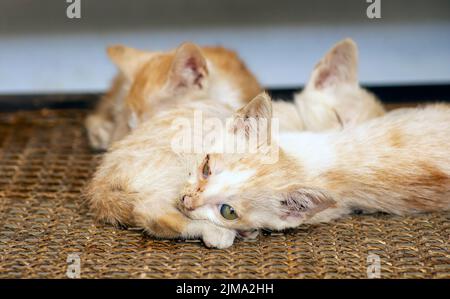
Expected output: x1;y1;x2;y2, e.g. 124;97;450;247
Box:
179;94;450;247
85;42;261;150
87;100;240;248
87;39;386;248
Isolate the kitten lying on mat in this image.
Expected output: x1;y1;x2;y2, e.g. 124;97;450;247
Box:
179;94;450;244
87;39;384;248
85;42;261;150
85;39;384;150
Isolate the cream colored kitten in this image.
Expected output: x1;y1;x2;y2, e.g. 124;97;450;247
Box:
273;38;384;132
87;100;240;248
85;42;262;150
292;39;385;131
87;39;386;248
179;94;450;246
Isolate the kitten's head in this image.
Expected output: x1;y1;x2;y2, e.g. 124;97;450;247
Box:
178;93;336;231
108;42;210;127
295;38;385;130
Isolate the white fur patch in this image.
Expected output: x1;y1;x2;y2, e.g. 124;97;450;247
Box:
203;169;256;198
204;206;220;224
280;132;335;177
207;61;242;109
188;204;222;225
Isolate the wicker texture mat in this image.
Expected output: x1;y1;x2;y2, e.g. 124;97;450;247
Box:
0;109;448;278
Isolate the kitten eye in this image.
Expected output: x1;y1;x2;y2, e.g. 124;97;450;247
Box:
202;155;211;179
219;204;238;220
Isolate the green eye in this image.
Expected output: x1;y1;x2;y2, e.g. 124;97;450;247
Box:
220;204;238;220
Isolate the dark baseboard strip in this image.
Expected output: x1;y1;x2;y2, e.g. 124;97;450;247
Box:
0;93;100;112
0;84;449;112
268;83;450;104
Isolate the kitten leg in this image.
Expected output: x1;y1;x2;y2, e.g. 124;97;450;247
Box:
85;74;129;150
85;99;132;150
134;203;236;249
305;206;352;225
183;220;237;249
85;114;115;151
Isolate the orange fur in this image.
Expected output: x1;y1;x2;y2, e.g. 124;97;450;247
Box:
202;46;261;102
86;99;240;248
85;42;262;151
87;39;389;248
179;96;450;238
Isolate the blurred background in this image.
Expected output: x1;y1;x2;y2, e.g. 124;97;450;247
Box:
0;0;449;94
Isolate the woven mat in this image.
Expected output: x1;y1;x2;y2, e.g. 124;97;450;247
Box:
0;108;448;279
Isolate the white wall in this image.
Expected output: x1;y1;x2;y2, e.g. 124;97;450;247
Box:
0;0;449;94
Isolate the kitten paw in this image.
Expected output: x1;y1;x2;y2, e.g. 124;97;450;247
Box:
202;227;236;249
85;115;114;151
237;229;259;240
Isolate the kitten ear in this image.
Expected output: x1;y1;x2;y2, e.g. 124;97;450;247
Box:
232;92;273;139
236;92;272;120
278;186;336;222
308;38;358;90
167;42;208;91
107;45;153;79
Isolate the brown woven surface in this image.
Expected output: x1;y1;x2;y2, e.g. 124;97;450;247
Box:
0;108;449;279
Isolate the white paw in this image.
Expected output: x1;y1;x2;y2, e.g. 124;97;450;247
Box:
202;227;236;249
85;115;114;151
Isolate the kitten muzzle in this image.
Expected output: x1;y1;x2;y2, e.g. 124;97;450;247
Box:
181;195;195;211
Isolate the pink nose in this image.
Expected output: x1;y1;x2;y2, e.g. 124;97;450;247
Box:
181;195;194;210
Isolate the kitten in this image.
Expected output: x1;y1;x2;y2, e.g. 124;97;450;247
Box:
179;93;450;247
85;42;262;150
86;39;386;248
292;38;385;131
86;100;241;248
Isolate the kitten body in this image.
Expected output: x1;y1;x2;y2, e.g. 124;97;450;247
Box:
180;95;450;238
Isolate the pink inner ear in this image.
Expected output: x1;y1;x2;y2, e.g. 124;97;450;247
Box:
312;43;357;90
315;68;333;89
185;57;199;70
180;57;206;89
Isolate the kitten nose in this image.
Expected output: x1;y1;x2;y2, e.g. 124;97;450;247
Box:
181;195;194;210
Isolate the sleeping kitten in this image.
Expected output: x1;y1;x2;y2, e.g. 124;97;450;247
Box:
86;100;240;248
292;38;385;131
179;93;450;247
85;42;262;150
86;39;385;248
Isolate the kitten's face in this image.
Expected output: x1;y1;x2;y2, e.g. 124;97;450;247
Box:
108;43;210;128
178;152;311;231
178;94;336;231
